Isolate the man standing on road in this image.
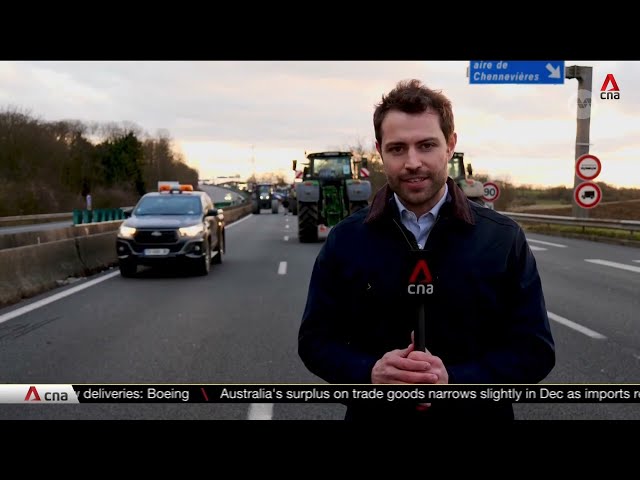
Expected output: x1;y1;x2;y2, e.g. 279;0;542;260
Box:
298;79;555;420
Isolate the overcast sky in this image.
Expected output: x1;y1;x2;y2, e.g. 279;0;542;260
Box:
1;60;637;188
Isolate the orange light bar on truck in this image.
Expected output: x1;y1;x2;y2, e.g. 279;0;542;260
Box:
159;184;193;193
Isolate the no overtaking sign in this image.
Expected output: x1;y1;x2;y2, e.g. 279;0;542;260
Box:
576;154;601;181
574;154;602;209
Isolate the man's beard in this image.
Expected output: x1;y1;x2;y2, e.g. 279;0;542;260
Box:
392;170;447;209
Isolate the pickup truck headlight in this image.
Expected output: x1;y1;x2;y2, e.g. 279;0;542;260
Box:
118;225;136;239
179;224;204;237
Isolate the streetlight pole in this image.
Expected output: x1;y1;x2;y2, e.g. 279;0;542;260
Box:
565;65;593;219
251;144;256;178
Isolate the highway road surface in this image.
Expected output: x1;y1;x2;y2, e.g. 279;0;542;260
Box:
0;208;638;420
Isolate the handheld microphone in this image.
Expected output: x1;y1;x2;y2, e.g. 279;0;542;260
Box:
406;251;437;412
415;298;430;412
406;252;434;352
415;303;427;353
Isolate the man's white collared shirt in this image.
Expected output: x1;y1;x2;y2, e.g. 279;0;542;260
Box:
394;183;449;249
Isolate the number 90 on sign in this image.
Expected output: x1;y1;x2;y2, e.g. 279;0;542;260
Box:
482;182;500;202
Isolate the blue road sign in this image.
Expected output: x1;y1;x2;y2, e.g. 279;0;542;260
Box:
469;60;565;84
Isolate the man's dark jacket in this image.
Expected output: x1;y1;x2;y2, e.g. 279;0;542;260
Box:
298;178;555;420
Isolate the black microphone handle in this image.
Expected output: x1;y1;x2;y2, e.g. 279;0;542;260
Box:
415;302;426;353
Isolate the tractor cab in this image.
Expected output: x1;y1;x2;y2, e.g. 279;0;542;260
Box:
448;152;487;206
251;182;279;214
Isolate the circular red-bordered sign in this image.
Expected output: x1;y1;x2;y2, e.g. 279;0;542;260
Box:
482;182;500;202
575;154;601;181
574;181;602;209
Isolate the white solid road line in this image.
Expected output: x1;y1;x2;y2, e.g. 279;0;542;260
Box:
0;271;121;325
527;239;568;248
226;214;253;228
529;246;548;251
547;311;607;340
278;261;287;275
585;259;640;274
248;403;274;420
633;260;640;264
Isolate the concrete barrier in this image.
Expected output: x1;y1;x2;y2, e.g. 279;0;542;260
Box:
0;204;253;309
0;238;85;307
76;231;119;272
220;204;253;223
0;220;123;250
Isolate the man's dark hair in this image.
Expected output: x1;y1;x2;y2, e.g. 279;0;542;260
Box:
373;79;454;144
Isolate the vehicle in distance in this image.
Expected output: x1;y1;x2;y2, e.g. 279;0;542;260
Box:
251;182;279;214
116;184;225;277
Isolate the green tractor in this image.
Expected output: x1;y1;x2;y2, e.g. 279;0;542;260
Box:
448;152;493;209
293;151;372;243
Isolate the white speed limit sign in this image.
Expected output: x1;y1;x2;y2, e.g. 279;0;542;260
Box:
482;182;500;202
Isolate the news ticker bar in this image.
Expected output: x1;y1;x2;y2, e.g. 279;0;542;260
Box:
4;384;640;404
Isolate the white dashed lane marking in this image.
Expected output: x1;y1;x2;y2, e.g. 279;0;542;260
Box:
547;311;607;340
248;403;273;420
584;259;640;274
527;239;568;248
278;261;287;275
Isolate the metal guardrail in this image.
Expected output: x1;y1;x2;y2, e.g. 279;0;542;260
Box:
500;211;640;233
4;207;637;232
0;198;249;226
0;207;135;225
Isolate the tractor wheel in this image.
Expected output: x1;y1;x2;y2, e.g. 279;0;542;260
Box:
298;203;319;243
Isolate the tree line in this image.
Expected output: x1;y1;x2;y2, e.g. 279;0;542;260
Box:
0;107;198;216
3;104;637;217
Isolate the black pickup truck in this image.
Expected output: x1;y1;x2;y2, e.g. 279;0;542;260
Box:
116;184;225;277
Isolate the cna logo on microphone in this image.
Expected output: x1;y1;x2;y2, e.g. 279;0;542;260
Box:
407;259;434;295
